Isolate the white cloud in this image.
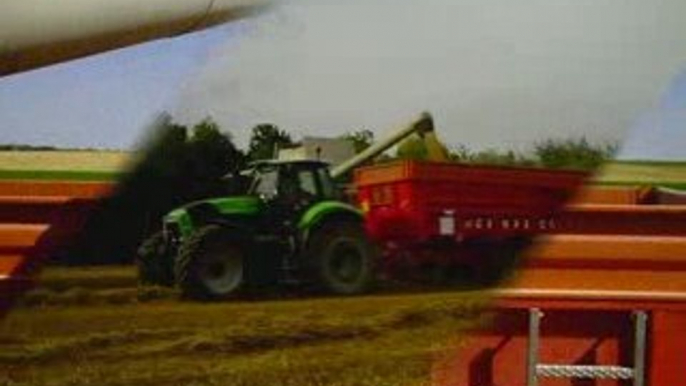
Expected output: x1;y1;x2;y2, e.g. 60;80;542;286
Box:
174;0;686;152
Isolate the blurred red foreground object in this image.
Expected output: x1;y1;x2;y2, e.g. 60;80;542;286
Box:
0;180;110;314
354;161;686;386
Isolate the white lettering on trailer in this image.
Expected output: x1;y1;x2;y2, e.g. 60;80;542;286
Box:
439;210;455;236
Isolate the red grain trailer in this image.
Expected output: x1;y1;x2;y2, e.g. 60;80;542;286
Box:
354;160;587;281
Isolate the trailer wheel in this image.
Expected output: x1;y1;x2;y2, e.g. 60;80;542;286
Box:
136;231;174;287
175;225;245;300
307;221;376;295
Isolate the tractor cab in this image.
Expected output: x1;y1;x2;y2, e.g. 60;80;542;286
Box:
248;160;340;206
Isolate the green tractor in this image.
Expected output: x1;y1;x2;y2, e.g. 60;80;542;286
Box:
136;113;436;300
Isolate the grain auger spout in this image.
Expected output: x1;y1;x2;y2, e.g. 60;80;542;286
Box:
330;111;446;180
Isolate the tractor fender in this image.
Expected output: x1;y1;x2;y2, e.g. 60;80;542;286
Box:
186;203;254;242
298;201;364;245
165;197;261;240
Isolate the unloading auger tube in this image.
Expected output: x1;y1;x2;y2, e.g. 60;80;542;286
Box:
1;0;269;76
330;112;436;180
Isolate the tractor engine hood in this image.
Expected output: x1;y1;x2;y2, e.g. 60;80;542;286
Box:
164;196;262;237
191;196;263;215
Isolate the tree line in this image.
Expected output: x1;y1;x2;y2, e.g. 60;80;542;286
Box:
394;134;616;171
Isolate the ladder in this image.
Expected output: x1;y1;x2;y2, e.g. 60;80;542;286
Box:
526;308;647;386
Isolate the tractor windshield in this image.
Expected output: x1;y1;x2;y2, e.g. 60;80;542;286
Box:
249;167;279;197
317;167;338;199
220;170;253;195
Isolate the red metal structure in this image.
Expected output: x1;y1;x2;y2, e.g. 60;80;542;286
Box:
432;234;686;386
353;160;686;386
355;161;589;279
356;161;586;244
0;180;109;311
355;162;686;263
433;289;686;386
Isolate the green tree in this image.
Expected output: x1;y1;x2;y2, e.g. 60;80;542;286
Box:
343;129;375;154
248;124;294;161
448;144;473;162
139;114;189;179
449;144;534;167
187;117;247;196
470;149;535;167
534;138;616;170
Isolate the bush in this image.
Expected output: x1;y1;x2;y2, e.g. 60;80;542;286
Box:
534;138;617;170
448;138;616;170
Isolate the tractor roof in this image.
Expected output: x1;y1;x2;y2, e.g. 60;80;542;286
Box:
250;159;331;168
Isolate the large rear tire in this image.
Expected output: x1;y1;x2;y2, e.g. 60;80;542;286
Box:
136;231;174;287
306;221;376;295
175;225;245;300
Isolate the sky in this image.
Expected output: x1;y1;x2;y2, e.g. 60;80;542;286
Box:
0;23;239;149
621;70;686;159
0;0;685;159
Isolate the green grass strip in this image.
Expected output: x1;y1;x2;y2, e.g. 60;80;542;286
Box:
611;159;686;167
0;169;121;181
593;180;686;190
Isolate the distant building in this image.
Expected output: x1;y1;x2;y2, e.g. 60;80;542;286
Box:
278;137;355;166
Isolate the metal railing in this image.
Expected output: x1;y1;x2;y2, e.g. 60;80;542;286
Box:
526;308;647;386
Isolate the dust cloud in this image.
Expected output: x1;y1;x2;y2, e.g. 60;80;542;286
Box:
174;0;686;151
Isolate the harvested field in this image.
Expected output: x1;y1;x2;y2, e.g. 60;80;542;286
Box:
594;160;686;188
1;266;487;386
0;151;132;181
0;151;131;172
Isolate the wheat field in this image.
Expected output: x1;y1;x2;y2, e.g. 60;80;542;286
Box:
1;150;684;184
594;161;686;185
0;151;132;172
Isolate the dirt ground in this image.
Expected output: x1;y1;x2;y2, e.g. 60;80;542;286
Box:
1;266;487;386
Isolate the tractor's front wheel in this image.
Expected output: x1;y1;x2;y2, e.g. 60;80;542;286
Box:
175;225;245;300
307;221;376;295
136;231;174;287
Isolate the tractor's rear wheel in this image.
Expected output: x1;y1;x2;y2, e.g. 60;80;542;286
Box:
307;221;376;295
136;231;174;287
175;225;245;300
